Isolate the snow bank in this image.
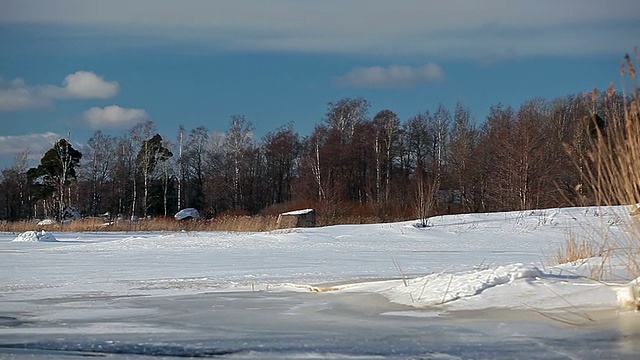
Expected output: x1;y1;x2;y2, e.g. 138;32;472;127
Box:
614;280;640;310
12;230;58;242
382;263;541;307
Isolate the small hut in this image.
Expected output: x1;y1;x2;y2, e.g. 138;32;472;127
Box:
277;209;316;228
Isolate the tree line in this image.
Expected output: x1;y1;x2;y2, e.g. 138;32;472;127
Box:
0;88;627;225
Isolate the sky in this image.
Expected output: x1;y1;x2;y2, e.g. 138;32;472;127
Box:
0;0;639;170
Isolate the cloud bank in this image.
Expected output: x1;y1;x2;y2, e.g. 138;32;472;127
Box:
0;71;119;111
336;63;444;88
83;105;149;128
2;0;638;58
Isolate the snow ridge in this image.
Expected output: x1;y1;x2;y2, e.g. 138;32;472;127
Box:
383;263;541;307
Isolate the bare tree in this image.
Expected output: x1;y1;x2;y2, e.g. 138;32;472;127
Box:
182;126;209;211
403;112;432;170
203;131;228;215
511;99;550;210
449;102;477;211
110;136;134;218
177;125;185;211
0;151;31;220
325;97;370;143
262;123;302;205
430;104;451;176
224;115;253;209
160;137;174;217
372;109;401;203
82;131;116;216
306;125;329;203
129;120;155;219
414;160;439;227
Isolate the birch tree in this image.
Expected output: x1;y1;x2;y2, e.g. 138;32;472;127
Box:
449;103;477;211
82;131;116;216
224;115;253;209
372;109;400;203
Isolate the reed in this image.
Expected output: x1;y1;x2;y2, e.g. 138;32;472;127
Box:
557;50;640;279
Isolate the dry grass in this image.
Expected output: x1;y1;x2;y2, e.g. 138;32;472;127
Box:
0;215;289;233
553;231;600;265
557;50;640;279
0;212;403;233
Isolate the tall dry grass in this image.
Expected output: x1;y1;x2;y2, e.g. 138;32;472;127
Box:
553;230;600;265
0;215;288;233
0;212;403;233
560;50;640;279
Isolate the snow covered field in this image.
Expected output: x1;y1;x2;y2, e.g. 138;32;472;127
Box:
1;207;639;359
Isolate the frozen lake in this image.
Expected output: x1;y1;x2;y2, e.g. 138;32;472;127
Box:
1;208;639;358
1;290;639;359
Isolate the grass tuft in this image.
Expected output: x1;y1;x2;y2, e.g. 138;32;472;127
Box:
553;231;600;265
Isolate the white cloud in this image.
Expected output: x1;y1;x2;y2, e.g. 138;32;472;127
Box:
83;105;149;128
0;78;51;111
0;133;87;169
0;132;63;163
41;71;119;99
0;71;119;111
1;0;638;58
336;63;444;88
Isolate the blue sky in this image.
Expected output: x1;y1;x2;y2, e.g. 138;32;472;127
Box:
1;0;639;169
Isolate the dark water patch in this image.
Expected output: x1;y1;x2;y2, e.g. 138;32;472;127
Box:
0;341;241;358
0;333;637;360
0;315;31;327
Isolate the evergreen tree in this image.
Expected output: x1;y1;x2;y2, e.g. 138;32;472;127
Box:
27;139;82;220
136;134;173;217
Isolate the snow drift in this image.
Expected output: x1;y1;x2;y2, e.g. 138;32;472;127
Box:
12;230;58;242
36;219;56;226
382;263;542;307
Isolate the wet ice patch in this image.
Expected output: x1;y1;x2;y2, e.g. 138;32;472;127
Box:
12;231;58;242
383;263;541;307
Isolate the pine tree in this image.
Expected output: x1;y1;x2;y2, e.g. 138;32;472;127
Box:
27;139;82;220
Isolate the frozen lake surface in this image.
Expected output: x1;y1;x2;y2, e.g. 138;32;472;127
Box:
1;208;639;358
1;290;639;359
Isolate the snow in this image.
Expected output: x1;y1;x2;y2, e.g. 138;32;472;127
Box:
1;206;639;324
36;218;56;226
11;230;58;242
614;280;640;310
381;263;543;307
281;208;315;215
